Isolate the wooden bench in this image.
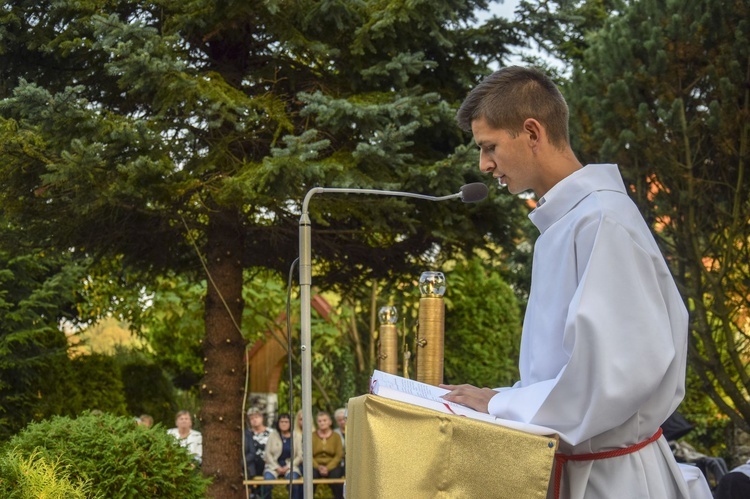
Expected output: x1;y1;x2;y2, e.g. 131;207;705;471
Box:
243;477;345;486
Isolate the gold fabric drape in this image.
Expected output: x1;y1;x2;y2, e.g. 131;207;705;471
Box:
346;395;557;498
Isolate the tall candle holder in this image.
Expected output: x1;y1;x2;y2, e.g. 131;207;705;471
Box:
416;271;445;386
377;306;399;374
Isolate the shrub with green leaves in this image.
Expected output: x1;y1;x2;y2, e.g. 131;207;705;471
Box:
0;449;92;498
444;257;522;387
3;411;209;498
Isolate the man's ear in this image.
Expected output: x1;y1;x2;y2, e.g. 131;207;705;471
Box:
523;118;544;149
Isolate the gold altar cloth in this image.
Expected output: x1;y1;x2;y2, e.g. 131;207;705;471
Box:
345;394;558;499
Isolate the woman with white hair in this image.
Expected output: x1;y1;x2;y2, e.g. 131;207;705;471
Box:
167;410;202;466
244;407;271;498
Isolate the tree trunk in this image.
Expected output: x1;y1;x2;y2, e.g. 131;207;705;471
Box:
201;206;246;499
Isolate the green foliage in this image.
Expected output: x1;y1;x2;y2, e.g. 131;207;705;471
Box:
69;353;129;416
113;350;178;426
0;0;528;285
5;412;210;498
307;305;357;411
443;257;521;386
138;268;293;388
74;259;153;337
71;317;144;355
569;0;750;432
31;352;129;430
335;347;358;404
0;449;93;499
138;272;207;388
678;365;732;458
0;238;87;440
515;0;623;64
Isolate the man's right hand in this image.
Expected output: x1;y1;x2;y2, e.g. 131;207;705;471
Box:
439;383;496;414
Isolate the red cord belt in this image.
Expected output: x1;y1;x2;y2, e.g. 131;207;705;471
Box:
553;427;663;499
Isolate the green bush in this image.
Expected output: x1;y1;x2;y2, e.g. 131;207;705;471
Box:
115;350;178;426
4;411;210;498
68;353;129;416
0;449;93;498
33;353;129;425
444;257;522;387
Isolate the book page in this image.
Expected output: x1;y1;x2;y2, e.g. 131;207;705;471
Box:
369;370;558;437
370;369;450;403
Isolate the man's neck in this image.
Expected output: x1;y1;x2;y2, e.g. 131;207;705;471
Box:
535;147;583;199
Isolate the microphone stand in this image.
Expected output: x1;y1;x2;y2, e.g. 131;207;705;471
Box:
298;184;487;498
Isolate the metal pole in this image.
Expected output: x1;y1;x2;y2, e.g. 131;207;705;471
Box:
298;210;314;499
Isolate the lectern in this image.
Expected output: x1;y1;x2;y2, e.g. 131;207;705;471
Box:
345;394;558;498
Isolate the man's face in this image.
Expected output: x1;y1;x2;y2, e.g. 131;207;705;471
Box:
471;117;536;196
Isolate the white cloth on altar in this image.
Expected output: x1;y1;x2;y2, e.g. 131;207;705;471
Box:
487;164;692;498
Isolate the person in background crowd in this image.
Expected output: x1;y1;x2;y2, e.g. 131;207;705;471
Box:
138;414;154;428
333;407;346;472
263;413;302;499
167;410;202;466
293;409;310;478
295;409;307;435
311;410;344;499
244;407;272;498
714;458;750;499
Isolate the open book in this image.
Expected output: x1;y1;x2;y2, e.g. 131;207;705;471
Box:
369;370;557;437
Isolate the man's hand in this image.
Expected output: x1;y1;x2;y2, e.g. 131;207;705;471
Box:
439;384;497;414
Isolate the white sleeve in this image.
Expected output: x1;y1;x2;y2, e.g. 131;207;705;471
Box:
488;217;681;445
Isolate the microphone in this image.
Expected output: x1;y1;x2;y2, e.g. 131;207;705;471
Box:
460;182;489;203
297;182;488;498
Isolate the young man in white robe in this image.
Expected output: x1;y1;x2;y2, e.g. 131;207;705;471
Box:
440;66;711;499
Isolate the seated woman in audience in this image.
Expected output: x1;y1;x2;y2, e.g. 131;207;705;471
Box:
311;410;344;499
167;410;202;466
263;413;302;499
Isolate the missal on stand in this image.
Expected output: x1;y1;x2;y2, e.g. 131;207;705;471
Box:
369;369;557;437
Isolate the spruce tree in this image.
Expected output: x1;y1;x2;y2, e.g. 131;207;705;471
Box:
0;1;526;495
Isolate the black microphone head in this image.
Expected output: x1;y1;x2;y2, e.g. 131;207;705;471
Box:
460;183;489;203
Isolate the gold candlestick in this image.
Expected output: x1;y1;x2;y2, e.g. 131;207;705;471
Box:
377;306;399;374
416;271;445;386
